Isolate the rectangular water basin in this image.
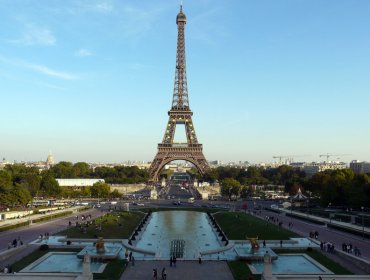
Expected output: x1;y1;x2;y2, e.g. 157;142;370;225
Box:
248;254;332;275
21;252;105;273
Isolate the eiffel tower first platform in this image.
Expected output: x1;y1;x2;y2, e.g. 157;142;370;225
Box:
148;4;210;182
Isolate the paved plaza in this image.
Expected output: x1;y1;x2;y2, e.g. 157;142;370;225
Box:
121;260;234;280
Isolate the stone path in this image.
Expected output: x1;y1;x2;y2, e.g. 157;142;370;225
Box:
120;260;234;280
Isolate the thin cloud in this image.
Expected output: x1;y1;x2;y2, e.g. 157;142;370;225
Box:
76;48;93;57
27;64;77;80
95;2;113;12
0;55;78;80
10;23;56;46
70;0;114;14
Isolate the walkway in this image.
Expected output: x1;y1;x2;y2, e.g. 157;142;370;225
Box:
0;208;104;252
121;260;234;280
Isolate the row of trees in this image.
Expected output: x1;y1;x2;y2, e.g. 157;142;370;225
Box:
0;162;148;207
49;162;148;184
202;166;370;209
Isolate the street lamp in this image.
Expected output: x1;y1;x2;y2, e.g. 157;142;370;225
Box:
361;206;364;240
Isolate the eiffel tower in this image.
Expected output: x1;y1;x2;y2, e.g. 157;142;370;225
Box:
148;3;210;182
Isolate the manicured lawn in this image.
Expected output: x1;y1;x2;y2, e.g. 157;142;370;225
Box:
228;260;261;280
12;247;81;272
58;211;145;239
93;259;127;280
274;249;353;275
214;212;298;240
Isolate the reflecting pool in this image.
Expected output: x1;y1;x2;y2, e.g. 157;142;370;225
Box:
135;211;221;259
21;252;104;273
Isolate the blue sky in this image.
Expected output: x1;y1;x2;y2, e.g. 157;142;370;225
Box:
1;0;369;164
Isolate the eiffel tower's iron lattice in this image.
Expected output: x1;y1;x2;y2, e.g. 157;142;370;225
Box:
148;4;210;182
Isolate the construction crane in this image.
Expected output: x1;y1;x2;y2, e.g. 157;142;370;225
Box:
272;155;309;163
319;153;350;162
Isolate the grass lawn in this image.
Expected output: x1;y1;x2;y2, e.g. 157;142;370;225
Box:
214;212;298;240
274;249;353;275
57;211;145;239
12;247;81;272
228;260;261;280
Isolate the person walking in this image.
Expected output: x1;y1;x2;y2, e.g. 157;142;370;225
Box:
153;268;158;280
161;267;167;280
131;255;135;266
173;255;177;267
170;256;173;267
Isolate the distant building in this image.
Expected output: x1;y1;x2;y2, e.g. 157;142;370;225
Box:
350;160;370;174
46;151;55;167
56;178;105;187
303;162;347;177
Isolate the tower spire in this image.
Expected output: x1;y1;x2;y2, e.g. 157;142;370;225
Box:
172;1;189;110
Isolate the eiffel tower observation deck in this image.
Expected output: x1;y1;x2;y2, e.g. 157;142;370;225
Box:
148;3;210;182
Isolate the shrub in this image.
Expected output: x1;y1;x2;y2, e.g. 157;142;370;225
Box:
40;244;49;251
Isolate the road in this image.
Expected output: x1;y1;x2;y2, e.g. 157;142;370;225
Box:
251;202;370;262
0;208;104;251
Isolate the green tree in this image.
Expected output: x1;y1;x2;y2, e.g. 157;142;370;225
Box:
41;174;62;197
73;162;90;178
91;182;110;198
0;170;12;192
221;178;241;199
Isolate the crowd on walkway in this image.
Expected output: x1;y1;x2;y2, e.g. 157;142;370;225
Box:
7;236;23;249
341;242;362;256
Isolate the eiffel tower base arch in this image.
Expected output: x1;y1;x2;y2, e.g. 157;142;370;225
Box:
148;144;209;183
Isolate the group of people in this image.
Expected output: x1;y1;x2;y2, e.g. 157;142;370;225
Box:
309;231;319;239
320;241;335;253
38;232;50;240
342;242;361;256
7;236;23;249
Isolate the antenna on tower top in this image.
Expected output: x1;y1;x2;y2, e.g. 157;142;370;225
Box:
180;0;183;11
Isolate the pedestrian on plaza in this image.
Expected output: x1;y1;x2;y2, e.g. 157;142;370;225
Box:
153;268;158;280
170;256;173;267
318;276;322;280
263;240;266;247
280;240;283;248
131;255;135;266
173;255;177;267
161;267;166;280
198;253;202;264
129;251;132;261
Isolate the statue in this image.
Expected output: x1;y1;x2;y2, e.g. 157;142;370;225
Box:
246;236;260;250
96;237;105;253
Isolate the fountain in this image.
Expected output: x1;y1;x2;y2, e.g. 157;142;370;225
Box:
96;237;105;254
77;237;121;260
246;236;260;250
234;236;277;261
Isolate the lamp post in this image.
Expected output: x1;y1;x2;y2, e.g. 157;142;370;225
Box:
328;203;332;225
361;206;364;240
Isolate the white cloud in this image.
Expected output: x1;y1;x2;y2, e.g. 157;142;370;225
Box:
71;0;114;14
0;54;77;80
95;2;113;12
27;64;77;80
12;23;56;46
76;49;93;57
